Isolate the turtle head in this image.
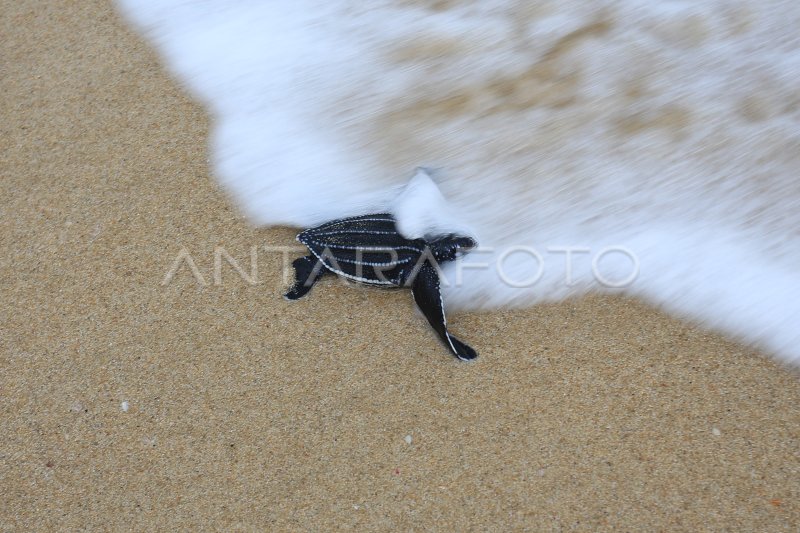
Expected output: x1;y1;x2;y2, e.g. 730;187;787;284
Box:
429;234;477;263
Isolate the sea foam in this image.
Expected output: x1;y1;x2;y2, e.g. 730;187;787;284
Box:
116;0;800;365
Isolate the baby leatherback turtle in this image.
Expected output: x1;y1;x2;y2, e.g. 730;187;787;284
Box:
285;213;478;360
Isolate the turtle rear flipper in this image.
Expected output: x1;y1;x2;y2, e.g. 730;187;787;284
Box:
285;255;328;300
411;262;478;361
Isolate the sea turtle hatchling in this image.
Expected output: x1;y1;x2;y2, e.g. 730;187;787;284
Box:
285;213;478;360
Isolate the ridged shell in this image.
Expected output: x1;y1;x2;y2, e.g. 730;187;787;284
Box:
297;214;425;285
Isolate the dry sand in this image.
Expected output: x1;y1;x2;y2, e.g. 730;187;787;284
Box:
1;1;798;530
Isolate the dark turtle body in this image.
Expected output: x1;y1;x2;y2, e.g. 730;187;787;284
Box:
285;213;478;361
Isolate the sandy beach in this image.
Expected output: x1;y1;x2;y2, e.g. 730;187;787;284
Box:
1;1;798;530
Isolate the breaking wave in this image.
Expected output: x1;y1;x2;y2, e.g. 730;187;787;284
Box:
117;0;800;365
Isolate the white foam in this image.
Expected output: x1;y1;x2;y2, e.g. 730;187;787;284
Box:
390;168;474;240
117;0;800;366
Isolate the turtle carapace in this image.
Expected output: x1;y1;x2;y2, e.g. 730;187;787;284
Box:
285;213;478;361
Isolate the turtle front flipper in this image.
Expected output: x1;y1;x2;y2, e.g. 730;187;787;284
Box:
285;255;328;300
411;262;478;361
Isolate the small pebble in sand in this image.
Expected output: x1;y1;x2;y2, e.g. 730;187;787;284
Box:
712;427;721;436
121;401;129;412
404;435;413;445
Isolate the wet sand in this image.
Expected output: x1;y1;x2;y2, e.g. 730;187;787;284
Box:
1;1;798;530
